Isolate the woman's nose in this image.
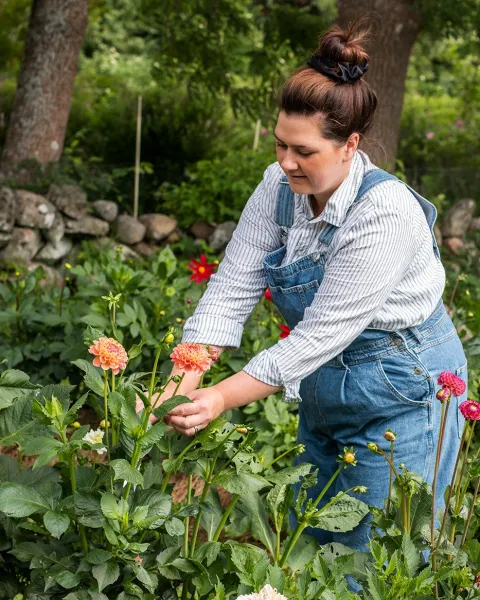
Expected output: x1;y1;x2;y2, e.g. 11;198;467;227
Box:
280;153;298;172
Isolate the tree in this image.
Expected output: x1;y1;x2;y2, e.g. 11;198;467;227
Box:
337;0;480;169
1;0;88;173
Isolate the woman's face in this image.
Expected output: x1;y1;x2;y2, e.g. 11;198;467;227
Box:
274;111;358;200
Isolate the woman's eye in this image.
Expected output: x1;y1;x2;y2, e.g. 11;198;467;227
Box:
298;151;313;157
275;142;287;149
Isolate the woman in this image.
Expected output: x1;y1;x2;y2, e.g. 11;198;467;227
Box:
158;23;467;551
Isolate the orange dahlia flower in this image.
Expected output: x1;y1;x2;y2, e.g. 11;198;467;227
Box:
170;342;213;374
88;337;128;375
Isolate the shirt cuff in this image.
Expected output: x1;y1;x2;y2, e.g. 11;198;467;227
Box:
243;349;302;403
181;314;244;350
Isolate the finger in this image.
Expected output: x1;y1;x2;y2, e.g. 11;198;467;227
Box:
169;414;204;430
167;401;201;418
172;419;210;437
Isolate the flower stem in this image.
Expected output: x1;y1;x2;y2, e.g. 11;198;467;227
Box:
160;436;199;493
436;422;468;553
189;460;215;558
263;444;303;471
279;465;343;567
386;442;394;515
212;495;239;542
432;400;449;570
460;476;480;547
184;475;192;557
450;421;477;544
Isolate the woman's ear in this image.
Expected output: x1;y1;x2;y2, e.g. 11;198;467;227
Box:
344;133;360;161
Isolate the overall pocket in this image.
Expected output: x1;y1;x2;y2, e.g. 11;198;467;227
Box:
376;350;433;405
269;280;320;310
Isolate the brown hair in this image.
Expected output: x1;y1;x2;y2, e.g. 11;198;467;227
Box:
280;22;377;144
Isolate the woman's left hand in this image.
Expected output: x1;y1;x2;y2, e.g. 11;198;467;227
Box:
164;386;226;436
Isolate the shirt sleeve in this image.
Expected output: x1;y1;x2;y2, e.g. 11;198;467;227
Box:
243;203;421;402
181;165;282;348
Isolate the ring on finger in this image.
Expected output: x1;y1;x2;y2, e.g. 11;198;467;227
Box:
194;425;199;435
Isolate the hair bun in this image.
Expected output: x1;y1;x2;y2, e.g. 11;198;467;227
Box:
316;21;370;66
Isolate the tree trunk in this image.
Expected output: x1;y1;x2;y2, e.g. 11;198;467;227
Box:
1;0;88;172
337;0;421;170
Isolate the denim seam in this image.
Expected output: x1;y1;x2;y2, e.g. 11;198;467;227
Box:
269;281;320;294
342;328;456;365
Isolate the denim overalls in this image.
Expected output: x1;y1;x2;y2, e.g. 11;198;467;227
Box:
264;169;468;551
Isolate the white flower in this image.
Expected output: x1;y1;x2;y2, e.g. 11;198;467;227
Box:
82;428;107;455
236;586;287;600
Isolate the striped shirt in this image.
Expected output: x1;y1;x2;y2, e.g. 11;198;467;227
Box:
182;150;445;402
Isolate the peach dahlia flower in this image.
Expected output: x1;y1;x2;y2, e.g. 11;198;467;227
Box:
170;343;213;374
88;337;128;375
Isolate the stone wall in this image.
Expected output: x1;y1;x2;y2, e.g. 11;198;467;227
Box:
0;184;183;268
0;183;477;275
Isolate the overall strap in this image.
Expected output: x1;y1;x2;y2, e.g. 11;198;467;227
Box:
275;175;295;227
354;169;398;204
318;169;399;247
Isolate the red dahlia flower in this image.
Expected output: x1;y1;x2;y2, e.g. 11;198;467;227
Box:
279;324;290;339
437;371;466;397
187;254;216;284
459;400;480;421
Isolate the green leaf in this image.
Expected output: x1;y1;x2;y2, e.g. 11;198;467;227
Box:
309;494;369;532
0;453;19;482
24;436;64;456
128;338;146;360
55;570;81;589
110;459;144;486
401;532;420;577
165;517;185;536
194;541;222;566
0;369;38;409
107;391;124;419
266;463;313;486
152;395;194;421
143;462;163;489
72;359;105;396
133;489;172;529
43;510;69;538
87;549;113;564
214;471;270;495
100;492;122;520
0;395;44;447
74;491;105;528
140;421;169;450
83;326;105;347
92;561;120;592
0;483;50;516
200;487;223;540
239;493;275;555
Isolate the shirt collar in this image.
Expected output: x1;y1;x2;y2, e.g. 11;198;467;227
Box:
302;150;373;227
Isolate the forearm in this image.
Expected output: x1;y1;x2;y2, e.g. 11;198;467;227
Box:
215;370;281;411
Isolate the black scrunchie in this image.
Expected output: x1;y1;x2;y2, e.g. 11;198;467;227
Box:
307;55;369;83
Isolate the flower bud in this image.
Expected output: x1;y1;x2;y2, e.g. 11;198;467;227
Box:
164;333;175;344
159;310;165;316
236;427;248;434
399;463;406;470
436;387;451;402
99;419;110;429
367;442;379;453
343;452;356;464
171;375;182;384
175;317;183;324
72;421;81;429
383;430;396;443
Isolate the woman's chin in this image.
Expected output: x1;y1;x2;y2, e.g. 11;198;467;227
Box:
288;177;310;192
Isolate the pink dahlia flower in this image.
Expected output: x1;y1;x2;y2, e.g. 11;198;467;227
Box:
459;399;480;421
170;343;213;374
88;337;128;375
438;371;466;397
